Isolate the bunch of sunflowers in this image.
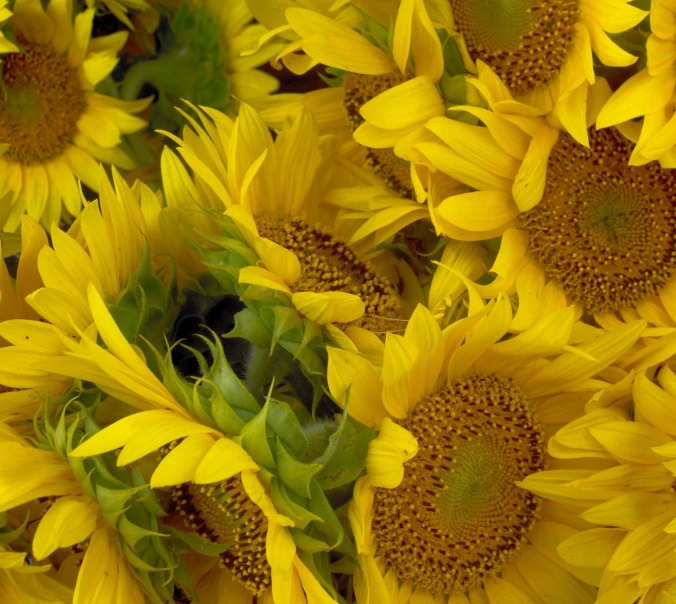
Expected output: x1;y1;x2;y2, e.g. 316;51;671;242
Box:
0;0;675;602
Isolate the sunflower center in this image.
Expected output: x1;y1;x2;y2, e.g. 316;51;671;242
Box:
256;215;404;333
450;0;579;93
0;41;87;164
371;374;544;594
520;128;676;313
342;72;414;198
171;477;271;595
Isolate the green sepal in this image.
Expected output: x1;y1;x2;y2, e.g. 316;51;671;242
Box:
117;516;167;549
122;543;174;572
0;511;29;546
199;331;260;415
163;526;232;556
239;397;275;468
316;416;374;491
208;381;246;435
226;308;273;348
441;32;467;77
173;561;200;604
268;306;303;352
267;401;307;457
289;527;330;553
95;484;146;519
269;478;321;530
306;479;344;550
275;438;322;499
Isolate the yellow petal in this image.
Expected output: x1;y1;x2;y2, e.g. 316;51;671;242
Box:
239;266;292;294
436;190;519;231
596;69;676;128
151;433;217;488
360;77;444;129
292;291;364;325
254;237;301;285
366;418;417;488
294;556;337;604
267;522;296;604
581;493;676;530
512;122;560;212
589;421;672;464
70;410;216;462
584;18;639;67
33;496;97;560
524;319;645;397
194;437;259;484
382;332;422;418
633;371;676;436
557;528;625;568
483;577;533;604
327;347;388;428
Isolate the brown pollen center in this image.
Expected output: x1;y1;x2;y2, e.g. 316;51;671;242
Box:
257;215;404;333
372;374;544;594
343;72;415;199
521;127;676;314
0;40;87;164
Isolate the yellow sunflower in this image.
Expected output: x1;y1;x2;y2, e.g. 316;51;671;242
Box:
524;364;676;604
597;0;676;167
0;422;145;603
0;168;186;422
326;300;645;603
0;0;150;232
163;102;409;341
446;0;646;145
250;0;446;208
40;285;340;604
400;79;676;339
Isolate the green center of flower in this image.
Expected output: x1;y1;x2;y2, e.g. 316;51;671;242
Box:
256;215;404;333
171;477;271;595
450;0;579;93
520;128;676;313
342;72;415;199
371;374;544;594
0;40;87;164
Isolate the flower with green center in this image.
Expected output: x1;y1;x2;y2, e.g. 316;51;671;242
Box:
596;0;676;167
522;364;676;603
327;300;645;603
446;0;646;146
0;0;150;231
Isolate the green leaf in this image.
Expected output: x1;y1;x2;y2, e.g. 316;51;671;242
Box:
275;438;322;499
269;478;321;530
200;332;260;414
239;397;275;468
267;401;307;457
164;526;232;556
316;417;374;490
118;516;168;549
226;308;272;348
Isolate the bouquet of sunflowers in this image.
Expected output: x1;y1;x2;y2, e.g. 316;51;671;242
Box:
1;0;675;602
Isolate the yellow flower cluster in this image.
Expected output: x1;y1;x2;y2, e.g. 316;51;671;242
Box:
0;0;675;602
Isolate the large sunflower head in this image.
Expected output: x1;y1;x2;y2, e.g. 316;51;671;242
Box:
327;300;645;602
447;0;646;144
523;360;676;603
163;102;408;347
413;81;676;334
0;0;151;231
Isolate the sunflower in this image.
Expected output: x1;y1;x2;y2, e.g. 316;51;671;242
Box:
163;102;408;342
446;0;646;145
404;79;676;336
326;300;645;603
0;0;151;232
251;0;445;208
596;0;676;167
43;285;341;603
0;168;182;422
0;420;148;602
523;364;676;604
